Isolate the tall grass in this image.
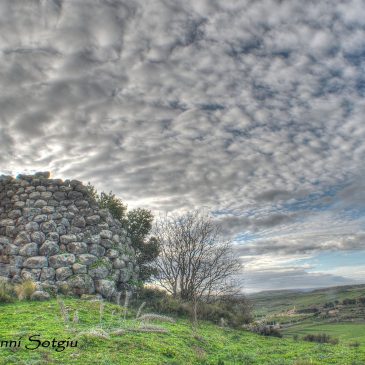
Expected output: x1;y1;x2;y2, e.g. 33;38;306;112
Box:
14;279;36;300
0;278;15;303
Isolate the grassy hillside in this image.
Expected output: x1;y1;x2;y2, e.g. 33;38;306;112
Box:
0;297;364;365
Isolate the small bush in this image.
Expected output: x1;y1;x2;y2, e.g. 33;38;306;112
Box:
349;341;360;348
303;333;339;344
0;278;15;303
133;288;252;328
324;302;335;308
257;326;282;338
357;297;365;305
133;287;191;317
342;298;356;305
14;279;36;300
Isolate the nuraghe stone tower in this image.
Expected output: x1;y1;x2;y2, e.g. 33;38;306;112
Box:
0;172;138;300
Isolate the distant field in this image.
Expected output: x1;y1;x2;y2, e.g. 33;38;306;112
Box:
249;284;365;316
283;322;365;342
247;283;365;350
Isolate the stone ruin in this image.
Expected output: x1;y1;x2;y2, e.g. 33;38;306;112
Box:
0;172;138;300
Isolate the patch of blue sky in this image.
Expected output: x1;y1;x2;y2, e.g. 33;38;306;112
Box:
211;208;258;219
282;183;348;213
299;250;365;272
233;232;258;243
211;209;234;217
339;207;365;221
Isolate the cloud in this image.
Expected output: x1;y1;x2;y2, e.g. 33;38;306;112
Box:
1;0;364;290
241;267;355;293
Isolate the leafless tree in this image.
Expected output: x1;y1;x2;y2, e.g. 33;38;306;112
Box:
153;211;242;323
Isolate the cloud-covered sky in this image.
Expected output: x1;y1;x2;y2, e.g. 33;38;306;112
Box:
1;0;364;292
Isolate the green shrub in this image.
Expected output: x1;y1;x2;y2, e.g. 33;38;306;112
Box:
324;301;335;308
255;326;282;338
0;278;15;303
303;333;339;344
342;298;356;305
133;287;187;316
349;341;360;348
14;279;36;300
133;288;252;328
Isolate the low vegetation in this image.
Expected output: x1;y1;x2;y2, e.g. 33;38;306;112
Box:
14;279;37;300
1;296;364;365
0;278;14;303
302;333;339;345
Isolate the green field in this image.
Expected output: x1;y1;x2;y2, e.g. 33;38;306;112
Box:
248;284;365;357
283;322;365;342
0;297;365;365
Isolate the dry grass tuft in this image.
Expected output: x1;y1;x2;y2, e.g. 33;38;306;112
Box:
138;313;175;323
110;329;126;336
14;279;36;300
78;328;110;339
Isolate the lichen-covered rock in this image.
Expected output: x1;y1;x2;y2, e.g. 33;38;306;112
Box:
31;231;46;244
89;264;109;279
100;230;113;240
56;267;73;281
25;222;39;232
89;244;105;257
4;244;19;255
49;254;75;268
67;242;88;254
78;254;98;266
72;216;86;228
86;215;100;225
23;256;48;269
0;236;11;245
113;258;126;269
0;219;14;227
31;290;50;301
60;234;77;244
34;199;47;208
39;240;60;256
106;249;119;259
34;214;48;223
72;263;87;274
95;279;116;298
41;220;57;233
40;267;55;281
68;274;95;295
19;243;38;257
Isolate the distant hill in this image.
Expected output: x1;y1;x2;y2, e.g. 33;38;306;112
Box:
248;284;365;316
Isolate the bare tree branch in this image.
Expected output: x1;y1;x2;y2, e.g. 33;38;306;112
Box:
153;211;242;305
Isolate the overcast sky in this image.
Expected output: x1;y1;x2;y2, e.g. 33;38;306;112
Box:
1;0;364;292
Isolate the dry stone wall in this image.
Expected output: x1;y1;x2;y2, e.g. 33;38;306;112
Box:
0;172;138;300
